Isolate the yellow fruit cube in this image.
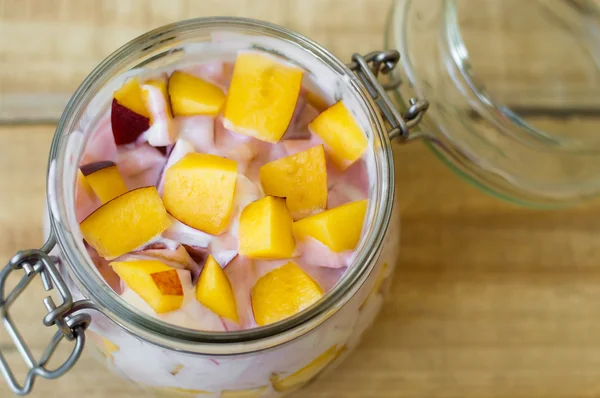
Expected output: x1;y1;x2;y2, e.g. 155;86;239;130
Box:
80;161;128;204
270;345;338;392
168;71;226;117
309;101;368;170
80;187;171;259
251;262;323;326
113;77;150;118
293;199;368;252
101;338;119;361
163;153;238;235
259;145;327;220
238;196;296;259
223;52;303;143
196;255;239;322
110;260;184;313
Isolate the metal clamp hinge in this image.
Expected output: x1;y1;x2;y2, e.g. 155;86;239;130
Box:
0;235;91;395
347;50;429;141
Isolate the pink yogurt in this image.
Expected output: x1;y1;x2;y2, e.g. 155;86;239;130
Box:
76;59;370;332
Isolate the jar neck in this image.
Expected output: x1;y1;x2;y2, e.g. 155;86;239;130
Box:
47;17;395;354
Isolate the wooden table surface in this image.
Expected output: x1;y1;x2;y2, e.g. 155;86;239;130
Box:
2;1;600;397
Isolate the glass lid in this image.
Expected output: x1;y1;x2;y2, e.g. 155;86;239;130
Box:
387;0;600;207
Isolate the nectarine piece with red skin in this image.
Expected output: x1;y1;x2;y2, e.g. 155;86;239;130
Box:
110;259;184;313
80;161;128;204
111;99;150;145
80;186;171;259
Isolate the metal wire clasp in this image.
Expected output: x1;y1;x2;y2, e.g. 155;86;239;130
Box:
0;234;91;395
347;50;429;141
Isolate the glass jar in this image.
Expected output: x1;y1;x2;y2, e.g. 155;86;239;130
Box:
0;17;417;397
386;0;600;207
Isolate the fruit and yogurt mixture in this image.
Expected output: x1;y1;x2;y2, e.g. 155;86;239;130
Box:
76;51;370;331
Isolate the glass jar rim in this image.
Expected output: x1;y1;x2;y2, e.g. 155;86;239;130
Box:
47;16;395;354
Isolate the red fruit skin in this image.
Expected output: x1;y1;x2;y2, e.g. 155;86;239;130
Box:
111;98;150;145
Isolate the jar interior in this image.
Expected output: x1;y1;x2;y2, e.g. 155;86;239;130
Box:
47;18;394;353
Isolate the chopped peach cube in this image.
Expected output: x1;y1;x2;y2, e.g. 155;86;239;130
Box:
80;187;171;259
110;260;184;313
113;77;150;118
168;71;225;117
80;161;128;204
195;255;239;322
293;199;368;252
271;345;339;392
251;262;323;326
259;145;327;220
309;101;368;169
163;153;237;235
223;52;303;143
238;196;296;259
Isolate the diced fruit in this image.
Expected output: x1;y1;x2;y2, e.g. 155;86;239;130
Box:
251;262;323;326
223;52;303;143
110;260;184;313
80;187;171;259
111;99;150;145
169;364;184;376
163;153;237;235
309;101;368;169
293;199;368;253
270;345;338;392
113;77;150;118
102;337;119;361
76;168;99;222
80;161;128;204
238;196;296;259
259;145;327;219
196;255;239;322
168;71;226;117
221;386;268;398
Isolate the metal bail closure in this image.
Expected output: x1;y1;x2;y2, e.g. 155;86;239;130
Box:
0;233;92;395
347;50;429;141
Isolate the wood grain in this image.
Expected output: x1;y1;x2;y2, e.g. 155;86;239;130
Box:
2;1;600;398
1;125;600;398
